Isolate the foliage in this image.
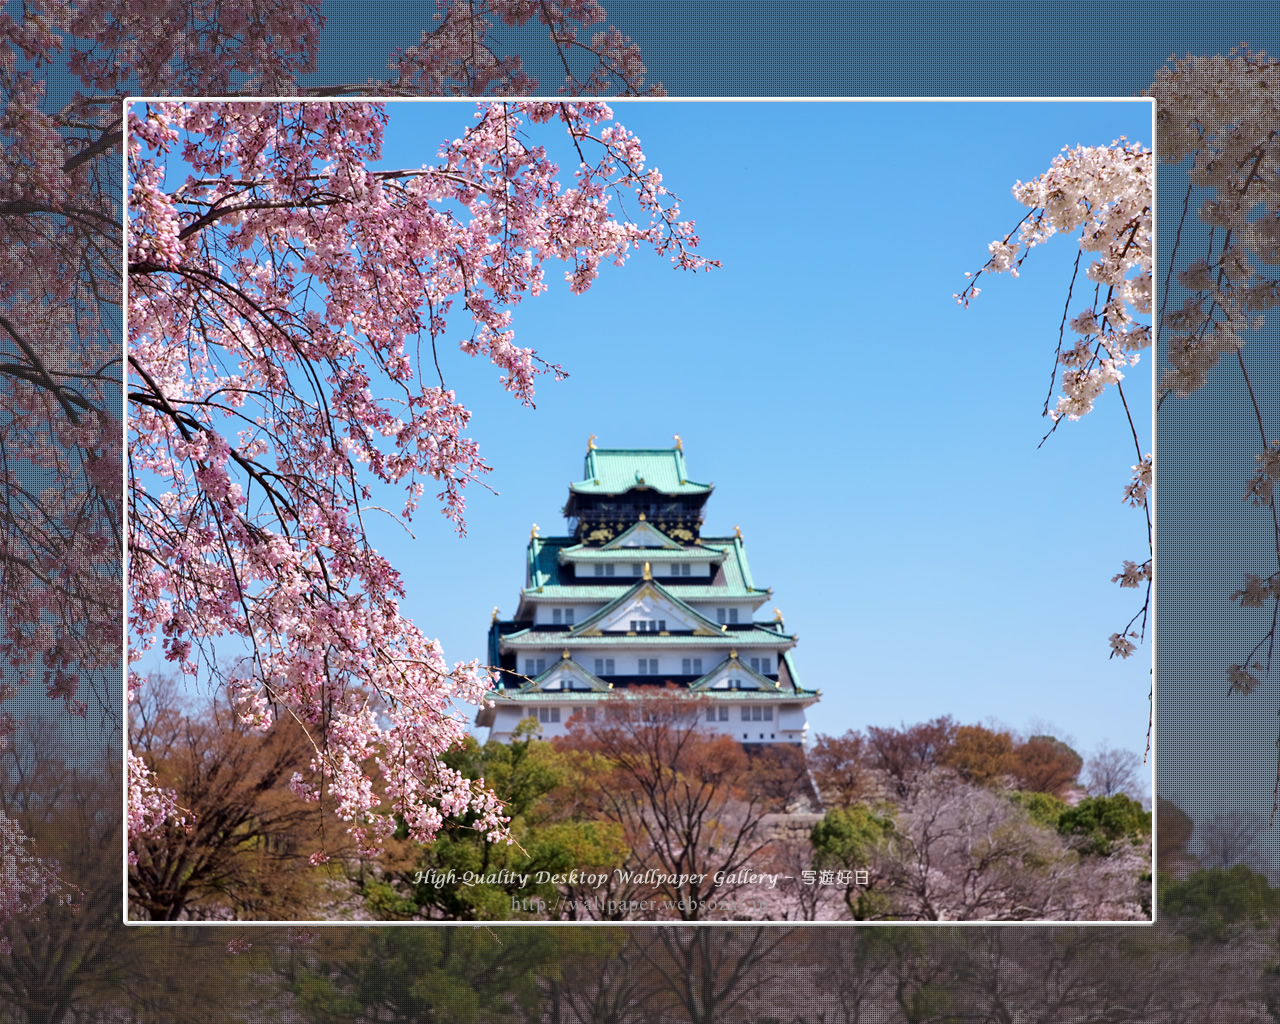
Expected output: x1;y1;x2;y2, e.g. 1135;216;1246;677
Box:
807;729;876;807
1008;734;1083;797
1002;790;1069;831
863;716;957;800
942;724;1014;787
1058;793;1151;856
1161;866;1280;944
810;805;896;920
363;724;627;920
286;927;557;1024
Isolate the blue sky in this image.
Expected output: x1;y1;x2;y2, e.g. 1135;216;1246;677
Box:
358;100;1155;780
136;99;1154;791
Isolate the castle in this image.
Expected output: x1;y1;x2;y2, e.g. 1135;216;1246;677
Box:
477;438;818;744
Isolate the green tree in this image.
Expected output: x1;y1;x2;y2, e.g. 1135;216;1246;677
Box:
1161;866;1280;944
1002;790;1068;830
287;928;557;1024
364;722;627;920
1058;794;1151;856
810;805;897;920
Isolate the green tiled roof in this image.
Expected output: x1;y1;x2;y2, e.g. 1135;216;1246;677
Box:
524;535;766;598
560;545;723;563
499;626;794;647
570;448;712;496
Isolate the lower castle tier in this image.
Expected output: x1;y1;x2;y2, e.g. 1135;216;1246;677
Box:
477;441;819;744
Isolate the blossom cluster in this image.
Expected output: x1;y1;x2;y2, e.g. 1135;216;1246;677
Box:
1148;46;1280;398
126;101;714;855
959;140;1153;662
958;140;1152;424
0;808;78;950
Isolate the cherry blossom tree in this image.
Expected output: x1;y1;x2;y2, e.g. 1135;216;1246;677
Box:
957;137;1154;669
5;0;671;889
1146;50;1280;719
126;100;716;858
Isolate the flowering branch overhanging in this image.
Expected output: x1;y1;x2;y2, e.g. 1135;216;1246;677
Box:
126;100;717;857
957;138;1154;675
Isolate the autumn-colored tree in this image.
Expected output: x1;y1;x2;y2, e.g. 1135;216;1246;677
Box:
128;674;337;920
807;728;875;807
1008;734;1083;798
863;716;957;800
941;724;1015;787
555;688;807;921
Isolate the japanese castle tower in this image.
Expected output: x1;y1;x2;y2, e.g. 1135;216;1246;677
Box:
477;438;819;745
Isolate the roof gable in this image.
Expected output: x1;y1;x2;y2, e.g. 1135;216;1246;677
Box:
691;652;784;693
521;656;611;694
570;580;723;637
601;520;683;550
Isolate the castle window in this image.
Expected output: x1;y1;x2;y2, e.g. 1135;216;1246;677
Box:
552;608;562;624
593;658;615;675
565;608;575;625
716;608;726;624
706;707;716;722
538;707;561;724
763;707;773;720
594;564;615;577
631;563;641;576
524;658;546;676
718;707;729;721
637;658;658;675
729;608;739;624
749;656;772;674
681;657;704;674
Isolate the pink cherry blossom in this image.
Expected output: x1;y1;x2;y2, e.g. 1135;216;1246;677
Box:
126;100;716;855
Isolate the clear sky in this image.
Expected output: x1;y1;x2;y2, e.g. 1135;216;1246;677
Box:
136;99;1154;793
357;99;1155;782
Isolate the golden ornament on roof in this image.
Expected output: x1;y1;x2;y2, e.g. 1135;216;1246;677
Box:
587;433;597;450
642;561;652;580
530;523;539;538
562;649;570;660
730;648;738;659
638;511;646;520
773;608;783;622
492;606;501;623
673;434;682;450
734;524;743;540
